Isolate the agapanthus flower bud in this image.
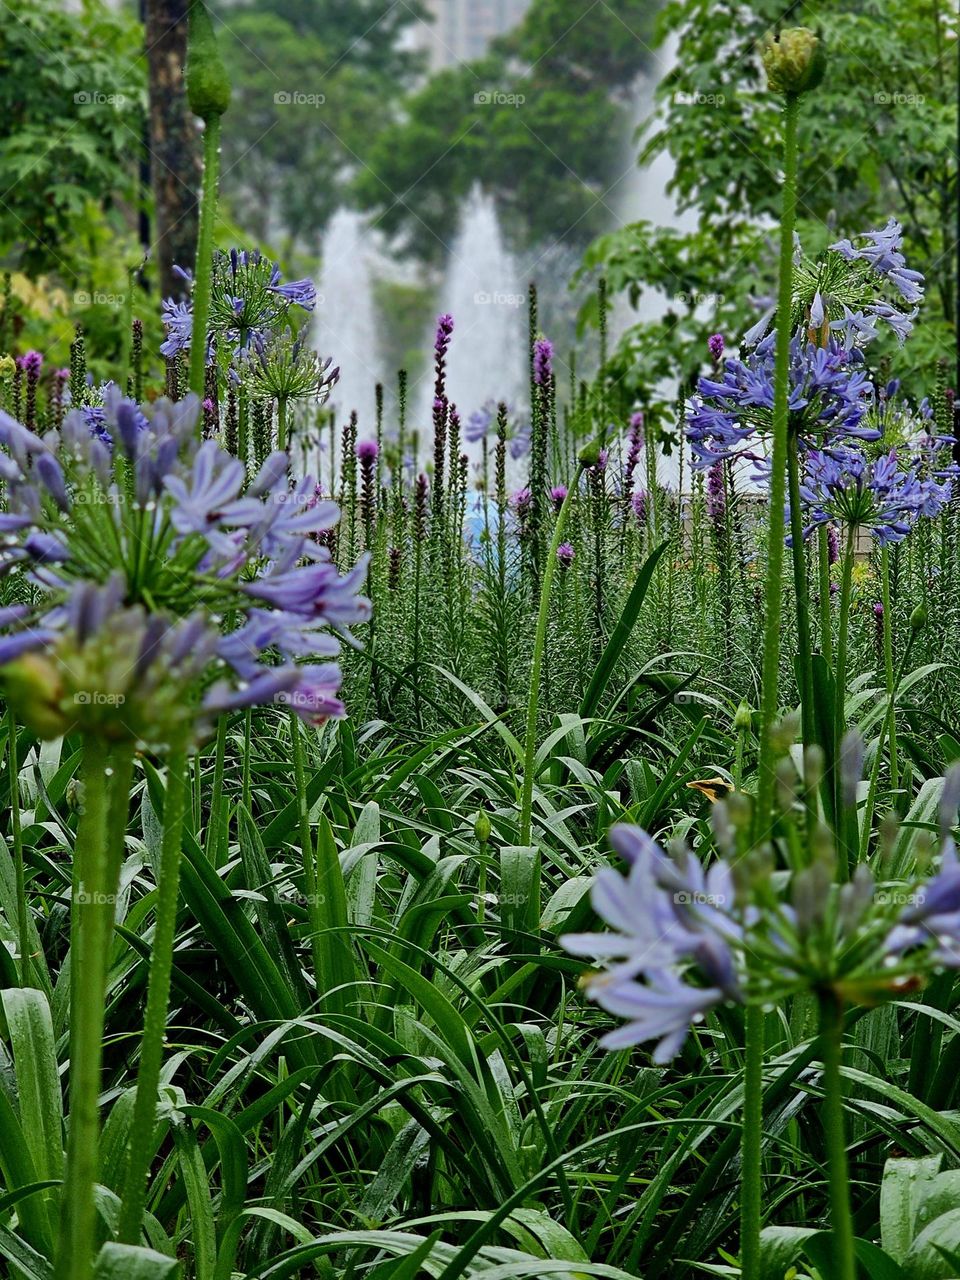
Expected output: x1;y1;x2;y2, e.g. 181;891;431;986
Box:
707;334;724;363
760;27;826;96
186;0;232;120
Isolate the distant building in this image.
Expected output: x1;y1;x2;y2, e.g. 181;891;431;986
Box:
412;0;531;70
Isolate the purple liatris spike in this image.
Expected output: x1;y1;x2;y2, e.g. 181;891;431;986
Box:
550;484;568;513
632;489;647;526
556;542;574;568
356;439;379;462
533;337;554;386
708;334;724;363
707;461;726;521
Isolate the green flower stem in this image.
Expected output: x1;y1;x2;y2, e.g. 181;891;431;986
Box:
117;739;190;1244
277;396;288;453
818;991;856;1280
7;707;30;987
188;116;222;405
519;465;584;880
880;545;899;789
205;714;227;865
755;91;800;831
861;628;915;858
740;1003;764;1280
787;432;814;749
818;525;834;664
835;524;857;744
242;708;252;811
56;736;130;1280
289;710;324;990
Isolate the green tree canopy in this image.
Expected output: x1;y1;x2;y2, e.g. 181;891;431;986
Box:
0;0;144;277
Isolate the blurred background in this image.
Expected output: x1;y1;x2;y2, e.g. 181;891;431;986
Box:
0;0;955;429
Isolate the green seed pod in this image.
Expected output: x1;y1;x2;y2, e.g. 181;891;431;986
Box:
187;0;232;121
760;27;825;96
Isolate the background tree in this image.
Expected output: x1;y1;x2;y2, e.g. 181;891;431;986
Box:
0;0;144;279
145;0;201;301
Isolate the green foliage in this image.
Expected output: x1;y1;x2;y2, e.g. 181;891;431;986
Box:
585;0;957;394
0;0;144;276
214;0;426;250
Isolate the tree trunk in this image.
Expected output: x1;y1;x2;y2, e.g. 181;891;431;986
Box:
144;0;200;300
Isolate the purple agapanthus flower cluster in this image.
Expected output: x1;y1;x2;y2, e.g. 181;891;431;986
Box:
795;446;952;544
562;825;744;1061
0;388;369;742
830;218;924;307
565;761;960;1061
686;333;876;468
161;248;317;361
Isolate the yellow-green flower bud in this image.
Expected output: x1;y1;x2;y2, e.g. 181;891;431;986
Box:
910;602;928;631
474;810;492;844
0;654;72;740
187;0;232;121
761;28;825;96
0;354;16;382
733;700;753;733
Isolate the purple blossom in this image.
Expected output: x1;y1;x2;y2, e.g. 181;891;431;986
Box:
550;484;568;512
795;446;950;545
708;334;724;363
533;337;554;386
686;335;876;469
356;439;379;461
556;541;574;568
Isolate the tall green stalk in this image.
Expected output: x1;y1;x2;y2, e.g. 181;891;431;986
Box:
188;116;222;403
519;465;585;853
818;992;857;1280
740;1003;764;1280
880;545;899;788
755;91;800;830
7;708;30;987
56;738;132;1280
787;433;814;747
117;740;190;1244
818;525;834;663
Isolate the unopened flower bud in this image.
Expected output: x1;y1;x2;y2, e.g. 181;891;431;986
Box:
187;0;232;121
761;27;826;96
474;810;491;845
910;602;928;631
578;436;604;467
734;700;753;733
0;654;71;739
